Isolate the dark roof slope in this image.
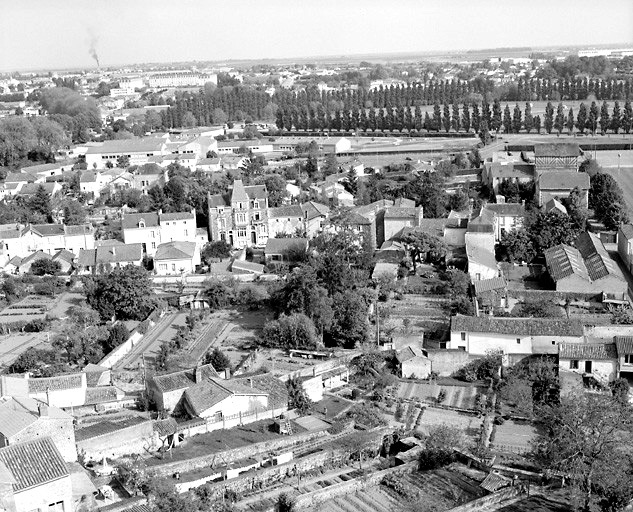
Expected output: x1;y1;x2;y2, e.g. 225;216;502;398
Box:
538;171;589;190
534;142;580;158
575;231;623;281
451;314;584;337
151;364;220;393
559;342;617;360
615;336;633;355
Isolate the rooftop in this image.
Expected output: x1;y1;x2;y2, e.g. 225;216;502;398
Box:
0;437;68;492
265;237;308;255
534;142;580;158
559;342;617;360
155;241;197;261
451;314;584;337
151;364;220;393
85;138;165;155
121;212;159;229
27;373;84;394
74;417;149;442
269;205;303;219
0;397;71;439
538;171;589;190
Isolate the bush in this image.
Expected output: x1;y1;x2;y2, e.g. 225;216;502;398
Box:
29;259;61;276
418;448;455;470
24;318;47;332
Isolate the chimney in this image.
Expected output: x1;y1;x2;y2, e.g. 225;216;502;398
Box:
195;366;202;383
38;403;49;418
248;378;252;388
224;368;231;379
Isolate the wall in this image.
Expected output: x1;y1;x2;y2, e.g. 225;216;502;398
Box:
10;418;76;462
13;476;73;512
199;394;268;419
301;375;324;402
426;350;470;377
99;312;162;369
76;421;155;461
447;487;520;512
585;325;633;338
401;358;431;379
560;358;617;384
449;331;532;356
532;334;583;355
150;429;329;477
618;231;632;273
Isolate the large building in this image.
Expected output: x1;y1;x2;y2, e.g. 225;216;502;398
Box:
534;142;581;174
207;180;269;248
85;138;167;169
148;71;217;88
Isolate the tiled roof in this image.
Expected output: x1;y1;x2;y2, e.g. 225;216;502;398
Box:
19;251;52;268
466;238;497;271
0;438;68;492
121;212;160;229
559;342;617;360
85;138;165;155
184;380;233;415
451;314;584;337
153;417;178;437
620;224;633;241
545;198;567;214
534;142;580;158
76;249;96;267
615;336;633;355
27;373;84;393
473;276;507;295
155;241;196;261
52;249;75;263
265;238;308;255
0;397;71;439
74;417;149;442
337;211;372;226
151;364;219;393
484;203;525;217
230;179;249;203
244;184;268;200
269;205;303;219
95;243;143;264
83;363;109;387
488;162;534;180
160;211;194;222
544;244;590;282
575;232;623;281
84;387;119;405
301;201;330;221
65;224;93;236
480;472;511;492
538;171;589;190
30;223;65;237
352;200;393;218
4;172;36;183
18;183;59;196
384;207;419;219
208;194;228;208
393;198;416;208
233;374;289;409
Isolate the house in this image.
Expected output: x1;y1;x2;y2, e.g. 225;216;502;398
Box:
131;164;168;195
147;364;221;413
122;208;198;257
154;241;200;275
272;137;351;154
16;251;51;274
264;237;308;265
52;249;75;273
302;201;330;238
84;138;167;169
0;397;76;462
617;224;633;274
183;379;268;420
465;213;498;282
0;437;73;512
320;182;354;207
482;203;525;242
76;243;143;274
544;198;567;215
20;161;75;178
558;342;618;385
216;139;273;154
207;180;269;248
106;171;134;193
544;232;627;298
534;142;581;174
16;182;62;198
383;206;424;244
197;157;222;173
473;276;508;313
396;346;431;379
79;171;112;199
536;171;589;208
221;154;249;172
615;336;633;381
484;161;534;194
268;205;304;238
449;315;584;356
7;223;96;259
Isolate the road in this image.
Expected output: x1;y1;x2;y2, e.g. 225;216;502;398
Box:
114;311;181;371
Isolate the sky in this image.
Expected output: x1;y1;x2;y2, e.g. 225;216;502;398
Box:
1;0;633;72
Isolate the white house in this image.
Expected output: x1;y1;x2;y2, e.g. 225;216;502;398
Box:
154;241;200;275
558;342;618;385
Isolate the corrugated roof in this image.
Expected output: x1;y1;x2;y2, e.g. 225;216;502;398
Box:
0;437;68;492
451;314;584;337
615;336;633;355
538;171;589;190
544;244;590;282
559;342;617;360
575;232;623;281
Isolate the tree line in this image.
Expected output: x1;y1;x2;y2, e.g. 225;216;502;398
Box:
159;76;633;128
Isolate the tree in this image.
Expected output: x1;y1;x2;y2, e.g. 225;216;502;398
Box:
566;107;575;135
610;305;633;325
30;258;61;276
262;313;318;350
512;103;522;134
610;378;630;405
524;102;534;133
202;279;232;309
201;241;231;263
503;104;512;133
105;323;130;352
533;393;633;512
327;290;369;348
204;347;231;372
611;101;622;134
29;185;52;222
478;120;491;145
544;101;554;134
576;103;588;134
63;200;86;225
491;99;502;133
623;101;633;134
84;265;156;321
588;101;599;134
528;209;579;255
590;172;629;230
554;102;565;134
599;100;610;134
402;231;447;270
514;298;563;318
276;492;296;512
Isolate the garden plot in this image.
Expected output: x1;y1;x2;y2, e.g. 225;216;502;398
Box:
397;380;486;410
0;295;55;325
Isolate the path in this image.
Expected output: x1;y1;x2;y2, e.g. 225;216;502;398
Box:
114;311;181;370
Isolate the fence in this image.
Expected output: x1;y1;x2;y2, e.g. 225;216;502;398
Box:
176;406;290;438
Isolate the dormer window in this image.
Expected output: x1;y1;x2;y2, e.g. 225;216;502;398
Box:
139;220;145;228
254;201;259;209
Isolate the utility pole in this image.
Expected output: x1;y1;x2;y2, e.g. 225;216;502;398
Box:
374;290;380;347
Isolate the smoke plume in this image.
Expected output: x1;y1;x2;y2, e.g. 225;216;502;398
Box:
88;34;100;68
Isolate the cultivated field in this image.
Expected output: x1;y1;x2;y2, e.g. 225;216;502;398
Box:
397;380;486;410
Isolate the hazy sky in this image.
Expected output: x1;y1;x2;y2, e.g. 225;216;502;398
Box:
2;0;632;71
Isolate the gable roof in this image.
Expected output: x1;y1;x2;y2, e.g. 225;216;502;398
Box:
230;179;249;203
451;314;584;337
615;336;633;356
184;378;269;416
473;276;507;295
0;397;71;439
233;373;288;409
27;373;84;394
269;205;303;219
534;142;580;158
302;201;330;221
265;237;308;255
208;194;228;208
160;211;194;222
544;244;590;282
17;183;59;196
538;171;589;190
5;172;37;184
244;184;268;200
484;203;525;217
559;342;617;360
620;224;633;241
121;212;159;229
575;231;623;281
95;243;143;264
0;437;68;492
29;223;64;237
150;364;220;393
74;417;149;442
384;207;419;220
155;241;196;261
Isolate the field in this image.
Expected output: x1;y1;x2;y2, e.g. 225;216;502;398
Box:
397;380;486;411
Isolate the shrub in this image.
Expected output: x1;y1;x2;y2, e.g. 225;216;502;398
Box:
418;448;455;470
24;319;47;332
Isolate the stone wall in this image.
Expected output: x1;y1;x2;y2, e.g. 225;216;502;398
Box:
447;486;520;512
77;421;155;461
425;349;470;376
149;429;330;477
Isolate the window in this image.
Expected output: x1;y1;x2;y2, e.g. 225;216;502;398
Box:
184;229;188;236
254;212;261;221
138;220;145;228
159;264;167;270
236;213;246;223
625;354;633;364
570;360;579;370
150;231;155;238
237;229;247;238
516;338;521;344
48;502;65;512
460;332;466;341
254;201;259;209
151;242;156;249
552;341;556;345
